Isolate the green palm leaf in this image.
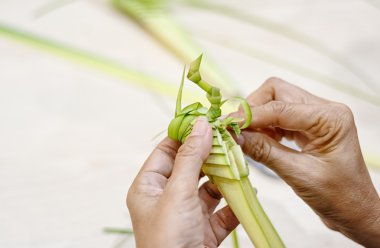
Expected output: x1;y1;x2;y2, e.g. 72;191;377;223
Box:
112;0;239;96
0;23;199;102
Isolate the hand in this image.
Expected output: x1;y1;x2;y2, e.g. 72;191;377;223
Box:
237;77;380;247
127;117;239;248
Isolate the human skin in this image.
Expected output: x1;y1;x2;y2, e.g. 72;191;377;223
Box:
236;77;380;247
128;78;380;247
127;117;239;248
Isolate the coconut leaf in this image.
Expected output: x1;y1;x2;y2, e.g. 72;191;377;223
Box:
112;0;239;96
168;55;285;247
103;227;134;235
0;23;195;101
231;229;240;248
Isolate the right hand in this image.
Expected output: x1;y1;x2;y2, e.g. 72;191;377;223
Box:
237;77;380;247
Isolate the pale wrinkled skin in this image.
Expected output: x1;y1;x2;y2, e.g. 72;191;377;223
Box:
237;77;380;247
127;117;239;248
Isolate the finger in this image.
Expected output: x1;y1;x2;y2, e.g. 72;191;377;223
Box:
138;137;181;178
238;131;303;178
199;181;223;216
249;101;323;134
169;117;212;193
199;171;206;179
247;77;328;106
257;127;284;142
209;206;239;245
127;138;180;210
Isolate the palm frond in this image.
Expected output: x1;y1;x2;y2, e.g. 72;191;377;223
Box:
112;0;239;96
0;23;197;102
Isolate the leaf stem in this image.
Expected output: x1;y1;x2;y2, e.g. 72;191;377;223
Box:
231;229;240;248
103;227;134;235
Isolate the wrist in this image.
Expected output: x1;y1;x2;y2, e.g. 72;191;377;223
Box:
343;191;380;247
134;225;179;248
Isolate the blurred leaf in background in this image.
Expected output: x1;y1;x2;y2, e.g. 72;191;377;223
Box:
19;0;380;169
112;0;239;96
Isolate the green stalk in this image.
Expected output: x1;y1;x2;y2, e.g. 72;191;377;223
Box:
0;23;198;102
103;227;134;235
192;37;380;170
33;0;238;96
231;229;239;248
168;55;285;247
2;23;379;170
205;130;284;247
112;0;239;96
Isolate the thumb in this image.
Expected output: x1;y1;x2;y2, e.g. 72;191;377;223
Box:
169;116;212;192
238;131;302;178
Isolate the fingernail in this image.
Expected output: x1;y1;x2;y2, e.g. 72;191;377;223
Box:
190;116;209;137
229;111;244;118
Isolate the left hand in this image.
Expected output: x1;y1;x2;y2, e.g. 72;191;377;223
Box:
127;117;239;248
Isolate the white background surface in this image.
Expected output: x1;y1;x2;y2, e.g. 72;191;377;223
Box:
1;0;379;247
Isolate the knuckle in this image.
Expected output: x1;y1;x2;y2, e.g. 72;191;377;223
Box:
215;211;233;232
203;181;222;200
264;76;284;87
267;101;288;123
156;141;178;160
177;138;203;162
178;140;197;156
333;103;354;120
327;103;355;129
244;134;272;164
